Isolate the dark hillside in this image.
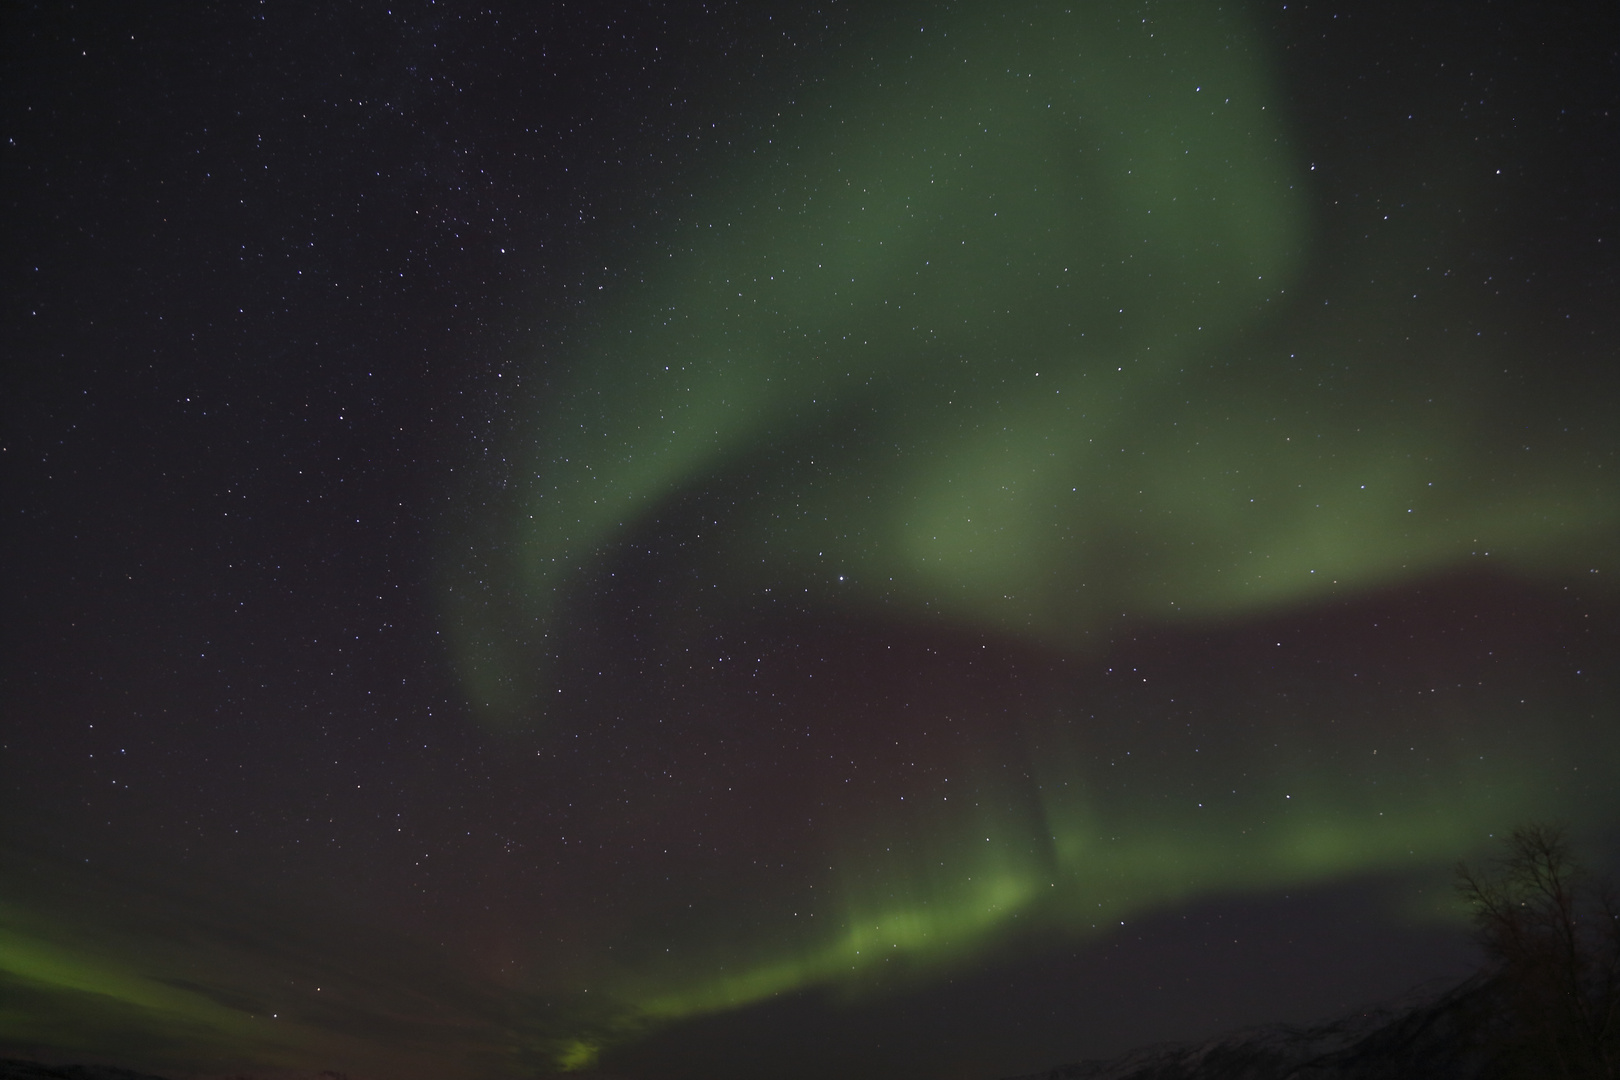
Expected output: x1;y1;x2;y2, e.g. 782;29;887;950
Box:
1008;973;1506;1080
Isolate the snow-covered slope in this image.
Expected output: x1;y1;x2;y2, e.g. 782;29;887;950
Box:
1006;974;1502;1080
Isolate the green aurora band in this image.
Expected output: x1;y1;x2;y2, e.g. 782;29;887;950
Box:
0;896;309;1072
444;1;1617;1070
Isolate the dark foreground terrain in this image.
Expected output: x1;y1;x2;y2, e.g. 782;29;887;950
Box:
0;971;1517;1080
1009;973;1504;1080
0;1062;176;1080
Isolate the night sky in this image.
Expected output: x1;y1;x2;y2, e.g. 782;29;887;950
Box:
3;2;1617;1079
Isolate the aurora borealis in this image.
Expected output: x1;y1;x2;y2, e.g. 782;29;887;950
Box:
4;2;1617;1078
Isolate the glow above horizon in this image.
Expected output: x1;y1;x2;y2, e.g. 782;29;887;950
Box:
442;2;1617;1069
3;5;1612;1079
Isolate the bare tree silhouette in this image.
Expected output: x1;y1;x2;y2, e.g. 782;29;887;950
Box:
1456;824;1620;1079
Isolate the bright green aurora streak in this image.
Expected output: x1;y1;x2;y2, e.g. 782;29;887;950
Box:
447;2;1618;1069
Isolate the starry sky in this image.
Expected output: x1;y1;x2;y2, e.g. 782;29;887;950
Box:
3;2;1617;1079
